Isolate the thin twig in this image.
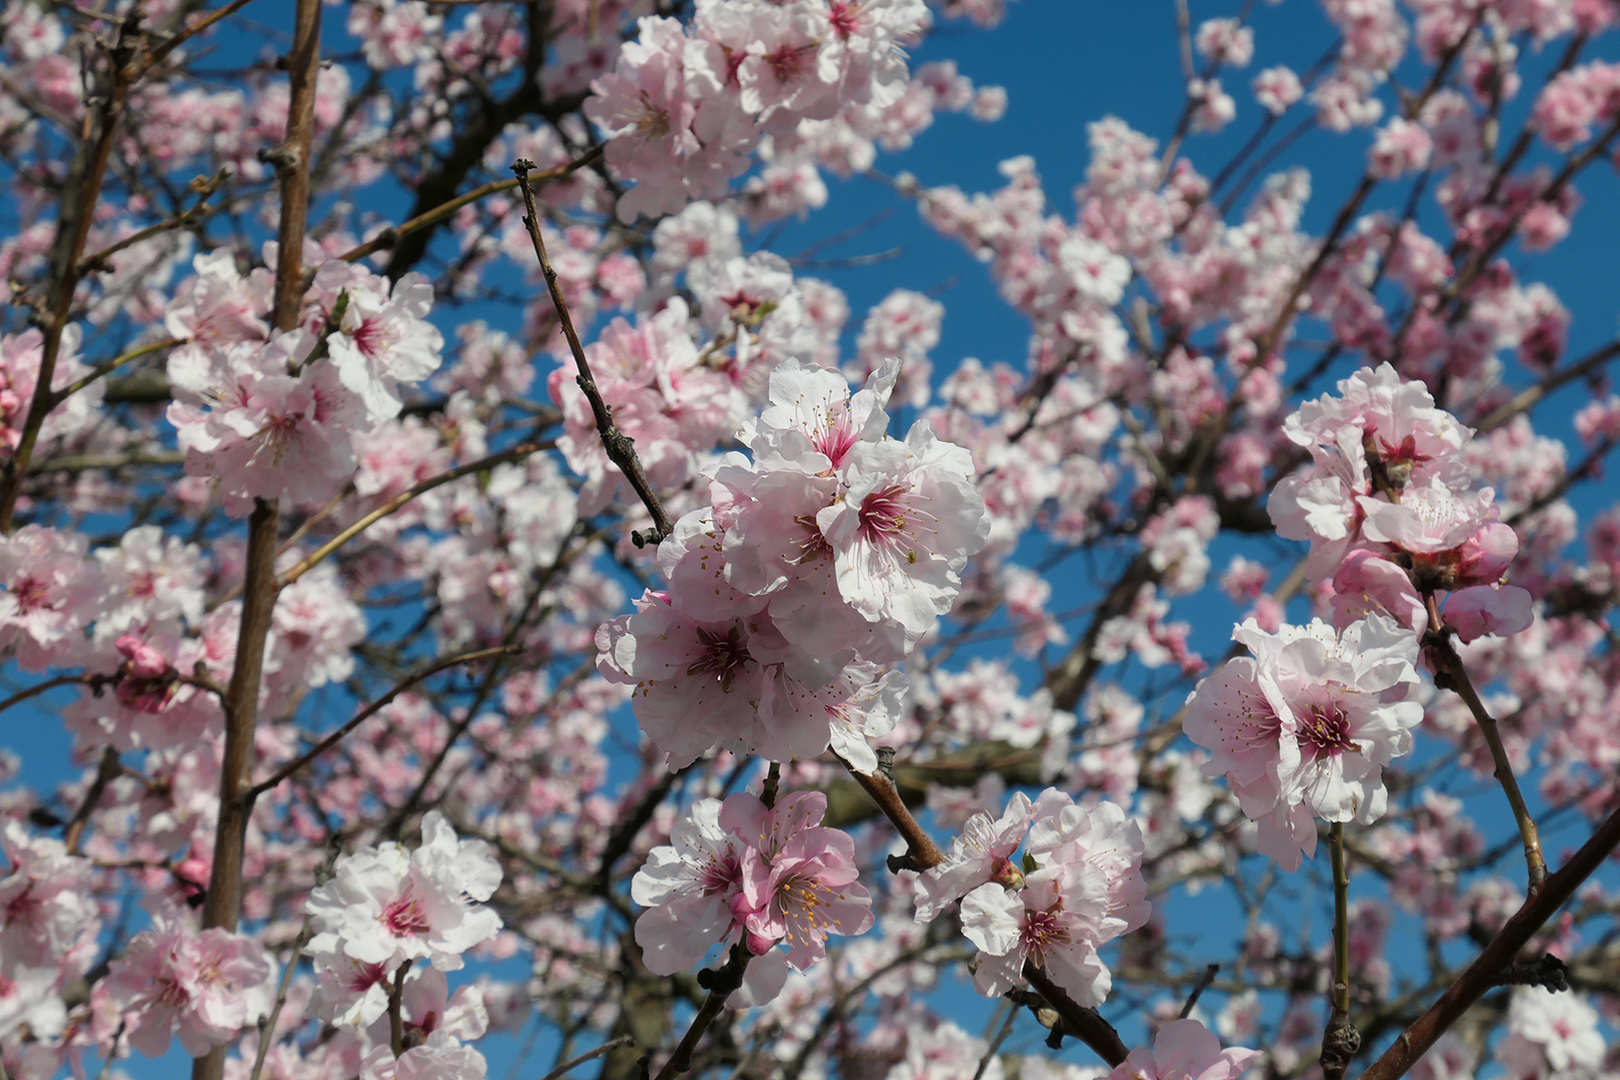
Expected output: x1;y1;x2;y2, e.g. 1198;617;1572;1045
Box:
536;1037;635;1080
249;645;520;798
278;435;556;587
1179;963;1220;1019
247;920;315;1080
1423;595;1546;894
63;747;122;855
0;673;97;717
336;145;602;265
51;337;183;405
511;158;674;547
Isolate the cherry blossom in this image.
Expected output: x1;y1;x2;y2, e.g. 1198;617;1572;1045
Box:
305;811;503;974
1107;1019;1259;1080
101;917;276;1057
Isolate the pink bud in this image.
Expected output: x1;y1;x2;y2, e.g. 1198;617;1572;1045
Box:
116;636;170;679
1454;522;1518;586
988;856;1025;891
745;930;776;956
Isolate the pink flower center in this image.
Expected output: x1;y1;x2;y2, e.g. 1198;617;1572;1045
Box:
686;625;753;692
857;484;912;546
829;2;860;38
381;894;432;938
350;317;390;358
813;412;858;468
774;872;843;940
767;44;814;85
344;960;389;993
699;852;742;895
635;94;671;138
10;575;52;612
1021;907;1072;967
793;514;833;564
1299;702;1354;756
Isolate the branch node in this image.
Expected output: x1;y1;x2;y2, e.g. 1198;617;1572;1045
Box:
1500;954;1571;992
1320;1014;1362;1080
886;852;920;875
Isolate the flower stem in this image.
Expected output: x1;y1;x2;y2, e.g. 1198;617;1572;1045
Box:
1320;823;1359;1080
1424;594;1547;895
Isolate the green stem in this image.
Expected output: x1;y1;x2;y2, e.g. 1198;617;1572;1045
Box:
1321;823;1359;1080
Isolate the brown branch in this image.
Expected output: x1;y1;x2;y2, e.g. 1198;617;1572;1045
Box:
51;337;183;406
127;0;260;79
63;747;121;855
1355;801;1620;1080
1021;963;1130;1066
650;944;751;1080
839;755;944;873
0;673;98;717
193;2;319;1078
538;1037;635;1080
1475;337;1620;433
1321;823;1360;1080
249;645;520;798
0;8;144;532
511;158;674;547
336;145;602;265
1423;595;1546;894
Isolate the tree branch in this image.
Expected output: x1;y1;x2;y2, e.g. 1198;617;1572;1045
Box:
511;158;674;547
1355;801;1620;1080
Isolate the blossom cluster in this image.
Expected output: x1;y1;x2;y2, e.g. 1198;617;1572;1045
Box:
913;789;1148;1006
631;790;873;1003
98;914;276;1058
584;1;929;220
166;245;445;517
1184;614;1423;869
1185;365;1536;869
597;358;989;769
1270;363;1534;643
301;812;503;1074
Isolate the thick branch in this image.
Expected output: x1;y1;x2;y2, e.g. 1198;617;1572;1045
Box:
193;2;319;1078
1355;801;1620;1080
650;944;752;1080
839;756;944;872
1021;963;1130;1066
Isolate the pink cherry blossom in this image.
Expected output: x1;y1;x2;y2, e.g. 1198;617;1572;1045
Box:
1107;1019;1260;1080
305;810;502;974
102;917;276;1057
